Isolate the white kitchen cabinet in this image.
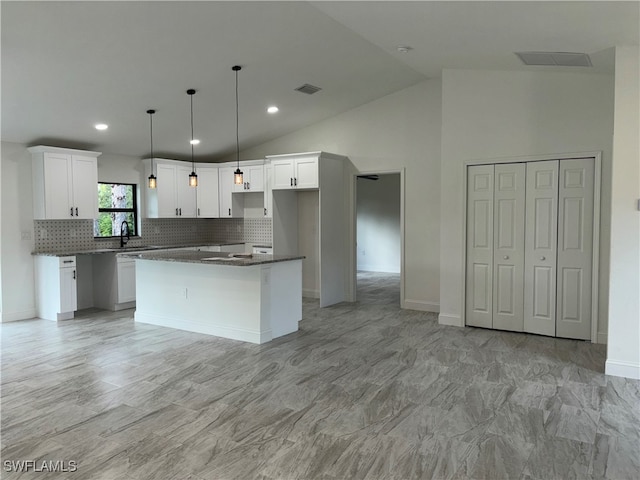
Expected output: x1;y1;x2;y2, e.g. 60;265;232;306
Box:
196;164;220;218
35;256;77;321
218;167;236;218
264;163;273;218
143;159;197;218
233;164;264;193
271;153;318;190
116;257;136;304
29;146;101;220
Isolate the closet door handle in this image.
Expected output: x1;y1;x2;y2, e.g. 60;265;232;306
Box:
503;255;509;260
540;256;546;261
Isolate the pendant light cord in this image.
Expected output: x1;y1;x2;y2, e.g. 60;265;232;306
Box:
149;112;154;159
190;93;195;168
235;67;240;166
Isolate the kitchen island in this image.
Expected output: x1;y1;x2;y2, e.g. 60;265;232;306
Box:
122;250;304;344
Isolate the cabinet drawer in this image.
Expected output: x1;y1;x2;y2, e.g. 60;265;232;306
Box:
59;256;76;268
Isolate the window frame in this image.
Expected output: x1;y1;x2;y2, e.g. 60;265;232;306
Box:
95;182;139;238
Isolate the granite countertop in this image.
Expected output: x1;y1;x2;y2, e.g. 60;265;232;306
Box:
119;250;303;267
31;242;260;257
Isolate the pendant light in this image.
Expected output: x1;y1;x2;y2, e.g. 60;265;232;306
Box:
147;109;157;189
232;65;243;185
187;89;198;187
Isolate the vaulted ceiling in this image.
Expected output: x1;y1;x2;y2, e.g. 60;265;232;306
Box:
2;1;638;161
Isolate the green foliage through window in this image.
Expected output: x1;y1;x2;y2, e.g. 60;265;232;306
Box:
94;183;138;237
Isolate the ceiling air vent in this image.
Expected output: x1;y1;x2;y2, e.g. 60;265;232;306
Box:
515;51;592;67
295;83;322;95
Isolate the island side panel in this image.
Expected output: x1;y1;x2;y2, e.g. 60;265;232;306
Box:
134;259;266;343
265;259;302;338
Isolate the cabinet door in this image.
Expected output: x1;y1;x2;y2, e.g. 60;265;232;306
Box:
492;163;526;332
196;167;220;218
117;260;136;303
264;164;273;217
524;160;559;337
295;157;319;189
271;160;295;190
466;165;494;328
71;155;98;219
556;158;594;340
44;153;73;219
176;165;197;217
157;163;178;217
219;167;235;217
247;165;264;191
60;267;77;313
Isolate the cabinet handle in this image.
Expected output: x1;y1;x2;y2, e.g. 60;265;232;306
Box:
73;270;76;280
264;208;267;216
294;178;297;186
540;256;546;261
247;182;250;190
63;260;73;264
198;208;200;216
179;208;182;216
75;207;78;216
228;208;231;216
70;207;74;217
176;208;178;216
290;178;293;186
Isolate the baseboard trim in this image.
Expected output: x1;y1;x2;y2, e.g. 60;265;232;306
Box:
605;359;640;380
403;299;439;313
302;289;320;299
439;313;463;327
597;332;608;345
2;309;37;322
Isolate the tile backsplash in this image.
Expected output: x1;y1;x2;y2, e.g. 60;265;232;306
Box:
33;217;272;252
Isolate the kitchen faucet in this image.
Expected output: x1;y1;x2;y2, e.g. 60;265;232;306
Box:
120;220;130;248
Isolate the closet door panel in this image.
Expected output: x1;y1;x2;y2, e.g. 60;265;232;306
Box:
492;163;526;332
524;161;558;336
466;165;494;328
556;158;594;340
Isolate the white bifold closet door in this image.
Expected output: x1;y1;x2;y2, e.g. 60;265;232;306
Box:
467;158;594;340
466;163;526;332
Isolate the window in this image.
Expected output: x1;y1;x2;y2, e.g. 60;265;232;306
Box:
94;183;138;237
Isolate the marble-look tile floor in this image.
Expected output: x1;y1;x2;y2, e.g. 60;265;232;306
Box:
1;272;639;480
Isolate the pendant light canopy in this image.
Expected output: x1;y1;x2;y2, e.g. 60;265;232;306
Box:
147;109;157;189
232;65;243;185
187;89;198;187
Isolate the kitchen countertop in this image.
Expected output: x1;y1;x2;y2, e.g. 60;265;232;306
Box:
120;250;303;267
31;242;267;257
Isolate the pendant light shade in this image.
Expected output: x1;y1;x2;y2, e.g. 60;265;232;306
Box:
232;65;243;185
187;89;198;187
147;109;157;189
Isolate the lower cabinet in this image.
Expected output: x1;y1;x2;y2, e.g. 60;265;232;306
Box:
35;256;77;321
93;254;137;311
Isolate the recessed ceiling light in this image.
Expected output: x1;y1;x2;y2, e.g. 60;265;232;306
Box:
396;45;413;53
190;139;200;145
94;123;108;130
267;106;279;114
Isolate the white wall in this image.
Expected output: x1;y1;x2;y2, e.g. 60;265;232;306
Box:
1;142;36;320
236;79;442;312
606;46;640;379
357;174;401;273
440;69;615;338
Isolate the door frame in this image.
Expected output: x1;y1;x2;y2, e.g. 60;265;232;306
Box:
349;168;405;306
461;151;602;343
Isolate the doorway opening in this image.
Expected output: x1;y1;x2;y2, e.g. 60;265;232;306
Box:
355;172;403;306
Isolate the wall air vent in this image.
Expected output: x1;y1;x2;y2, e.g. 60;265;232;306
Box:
515;51;592;67
295;83;322;95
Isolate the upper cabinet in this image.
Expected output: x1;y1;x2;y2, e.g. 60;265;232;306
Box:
29;146;101;220
218;166;236;218
143;159;197;218
196;164;220;218
270;153;319;190
233;163;264;193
